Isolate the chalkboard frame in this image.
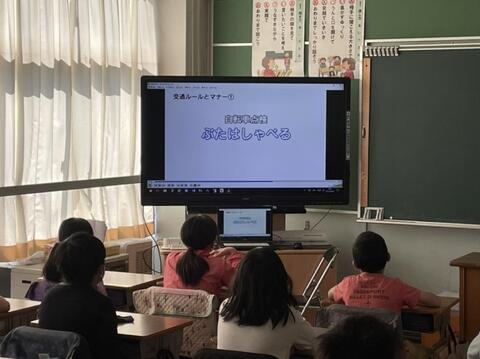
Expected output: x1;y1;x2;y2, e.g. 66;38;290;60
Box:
359;37;480;229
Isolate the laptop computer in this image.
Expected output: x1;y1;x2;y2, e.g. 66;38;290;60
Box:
217;207;273;248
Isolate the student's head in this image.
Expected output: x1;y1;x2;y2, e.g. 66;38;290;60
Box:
221;247;296;328
319;315;403;359
54;232;106;286
43;217;95;282
58;217;93;242
180;214;217;249
176;215;217;286
352;231;390;273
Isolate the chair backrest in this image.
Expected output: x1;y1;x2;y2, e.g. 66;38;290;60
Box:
0;326;91;359
133;286;218;358
315;304;403;337
193;348;278;359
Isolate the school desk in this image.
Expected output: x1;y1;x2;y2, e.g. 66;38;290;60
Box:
103;271;163;311
0;298;40;336
32;311;192;359
402;296;459;357
3;252;129;298
2;263;161;310
450;252;480;342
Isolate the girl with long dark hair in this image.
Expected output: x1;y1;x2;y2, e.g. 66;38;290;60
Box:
25;217;107;300
218;247;316;359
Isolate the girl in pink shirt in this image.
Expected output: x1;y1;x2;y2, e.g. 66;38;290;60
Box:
163;215;243;297
328;231;440;314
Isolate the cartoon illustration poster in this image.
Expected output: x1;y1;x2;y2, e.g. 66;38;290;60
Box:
308;0;364;79
252;0;305;77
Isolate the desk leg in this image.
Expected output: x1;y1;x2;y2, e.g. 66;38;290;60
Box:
126;289;134;312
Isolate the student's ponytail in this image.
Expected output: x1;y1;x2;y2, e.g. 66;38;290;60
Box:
175;214;217;286
176;248;210;286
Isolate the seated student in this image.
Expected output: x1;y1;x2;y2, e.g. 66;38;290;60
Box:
0;296;10;312
217;247;317;359
38;232;119;359
319;315;404;359
328;231;440;313
163;214;243;297
25;217;107;300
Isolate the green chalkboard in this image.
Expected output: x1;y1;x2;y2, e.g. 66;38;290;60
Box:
368;50;480;224
214;0;252;44
365;0;480;39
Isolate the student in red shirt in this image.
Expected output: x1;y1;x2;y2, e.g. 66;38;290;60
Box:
163;215;243;297
328;231;440;314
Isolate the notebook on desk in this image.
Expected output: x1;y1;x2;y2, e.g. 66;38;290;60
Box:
217;207;272;249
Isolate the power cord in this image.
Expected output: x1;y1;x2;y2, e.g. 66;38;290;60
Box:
310;208;332;231
141;206;162;274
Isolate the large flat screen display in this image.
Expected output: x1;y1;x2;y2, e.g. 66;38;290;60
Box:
141;76;350;207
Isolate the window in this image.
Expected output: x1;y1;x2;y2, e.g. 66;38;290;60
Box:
0;0;159;260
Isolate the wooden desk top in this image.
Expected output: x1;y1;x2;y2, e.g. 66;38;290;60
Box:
116;311;192;340
32;311;192;341
0;298;40;318
402;296;459;315
103;271;162;290
450;252;480;268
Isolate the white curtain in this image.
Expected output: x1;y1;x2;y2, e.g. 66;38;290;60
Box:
0;0;158;258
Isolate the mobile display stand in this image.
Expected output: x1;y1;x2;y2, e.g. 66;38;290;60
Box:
299;246;339;316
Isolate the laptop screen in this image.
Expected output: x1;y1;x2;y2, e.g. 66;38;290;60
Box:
218;208;272;242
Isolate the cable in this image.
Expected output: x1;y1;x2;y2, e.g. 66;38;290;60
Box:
310;208;332;231
141;206;162;274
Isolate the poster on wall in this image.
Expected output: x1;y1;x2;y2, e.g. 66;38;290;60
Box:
252;0;305;77
308;0;365;79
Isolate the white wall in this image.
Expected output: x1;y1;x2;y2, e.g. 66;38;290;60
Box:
155;206;185;238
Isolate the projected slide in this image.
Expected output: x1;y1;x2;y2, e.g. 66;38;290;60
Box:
158;82;342;188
